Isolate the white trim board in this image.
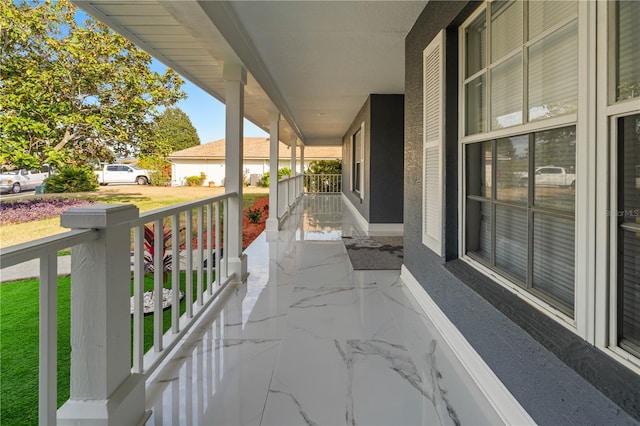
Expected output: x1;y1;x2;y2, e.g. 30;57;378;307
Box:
400;265;536;426
341;193;403;236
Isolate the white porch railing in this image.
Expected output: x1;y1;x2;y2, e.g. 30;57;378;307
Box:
303;173;342;193
0;192;239;425
275;174;340;228
276;175;304;225
131;193;236;376
0;229;99;425
277;177;289;220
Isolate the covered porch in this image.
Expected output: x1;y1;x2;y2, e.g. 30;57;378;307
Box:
0;191;529;425
143;193;527;425
3;0;638;424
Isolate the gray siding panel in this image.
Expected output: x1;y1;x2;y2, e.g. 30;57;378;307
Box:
342;94;404;225
370;94;404;224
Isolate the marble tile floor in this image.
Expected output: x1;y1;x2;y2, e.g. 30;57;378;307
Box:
144;195;514;426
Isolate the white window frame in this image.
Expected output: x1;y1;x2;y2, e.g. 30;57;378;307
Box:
599;0;640;371
458;0;591;336
352;122;365;200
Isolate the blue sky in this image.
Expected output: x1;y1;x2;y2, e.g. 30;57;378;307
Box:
151;60;268;144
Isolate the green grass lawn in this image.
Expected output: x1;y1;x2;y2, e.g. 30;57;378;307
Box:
0;277;70;426
0;193;267;424
0;271;202;426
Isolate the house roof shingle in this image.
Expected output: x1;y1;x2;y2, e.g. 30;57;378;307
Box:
168;137;341;160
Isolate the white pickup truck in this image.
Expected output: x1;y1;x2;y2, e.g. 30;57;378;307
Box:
519;166;576;188
534;166;576;188
0;166;51;194
94;164;150;185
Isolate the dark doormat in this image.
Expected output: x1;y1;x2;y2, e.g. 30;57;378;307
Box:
342;236;403;270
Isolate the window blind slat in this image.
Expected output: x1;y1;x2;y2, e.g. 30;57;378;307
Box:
491;0;523;62
533;214;575;310
528;19;578;121
621;230;640;345
617;1;640;101
491;54;523;129
528;1;577;40
619;114;640;349
495;205;528;281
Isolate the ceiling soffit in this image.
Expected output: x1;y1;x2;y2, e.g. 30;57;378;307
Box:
72;1;427;146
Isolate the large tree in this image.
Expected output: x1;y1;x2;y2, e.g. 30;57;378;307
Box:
0;0;186;168
141;107;201;157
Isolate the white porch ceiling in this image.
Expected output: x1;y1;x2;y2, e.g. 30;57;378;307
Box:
73;1;427;146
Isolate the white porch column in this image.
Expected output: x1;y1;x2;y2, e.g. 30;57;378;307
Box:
57;204;146;426
289;135;297;209
299;145;305;196
223;62;248;283
266;110;280;238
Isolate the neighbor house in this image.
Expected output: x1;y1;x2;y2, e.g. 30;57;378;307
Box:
3;1;637;424
168;137;341;186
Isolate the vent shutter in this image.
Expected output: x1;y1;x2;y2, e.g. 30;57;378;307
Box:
422;31;445;255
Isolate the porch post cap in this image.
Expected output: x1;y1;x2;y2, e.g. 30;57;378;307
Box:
223;62;247;85
61;203;139;229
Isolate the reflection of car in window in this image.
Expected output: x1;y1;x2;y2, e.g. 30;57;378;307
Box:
519;166;576;188
535;166;576;188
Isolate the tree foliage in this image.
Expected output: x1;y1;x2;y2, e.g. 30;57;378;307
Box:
141;107;200;157
137;155;172;186
0;0;186;169
307;159;341;175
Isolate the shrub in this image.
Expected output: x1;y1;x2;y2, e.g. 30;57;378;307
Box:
143;222;173;276
279;167;292;179
257;167;292;187
185;175;203;186
45;166;98;193
258;172;270;187
137;156;171;186
307;159;341;175
245;207;263;223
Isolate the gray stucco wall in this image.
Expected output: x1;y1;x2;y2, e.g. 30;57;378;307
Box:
369;94;404;223
403;1;639;424
342;98;370;222
404;1;477;266
343;94;404;224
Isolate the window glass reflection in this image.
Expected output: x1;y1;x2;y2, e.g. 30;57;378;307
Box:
496;135;528;204
534;127;576;213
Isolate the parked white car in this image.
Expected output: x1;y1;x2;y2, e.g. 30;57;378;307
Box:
518;166;576;188
0;166;51;194
95;164;150;185
534;166;576;188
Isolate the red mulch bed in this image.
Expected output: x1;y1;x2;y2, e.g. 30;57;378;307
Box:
182;196;268;250
242;196;269;248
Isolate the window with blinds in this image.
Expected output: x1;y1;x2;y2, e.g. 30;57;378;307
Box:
462;1;578;315
462;0;578;135
352;127;363;197
465;127;576;315
617;114;640;357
